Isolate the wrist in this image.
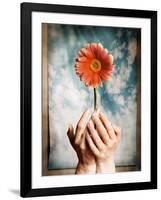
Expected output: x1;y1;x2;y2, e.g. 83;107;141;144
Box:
96;157;115;173
75;161;96;174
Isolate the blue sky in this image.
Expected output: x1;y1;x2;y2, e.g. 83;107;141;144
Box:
47;24;141;169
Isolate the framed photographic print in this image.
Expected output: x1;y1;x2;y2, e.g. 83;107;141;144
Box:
20;2;157;197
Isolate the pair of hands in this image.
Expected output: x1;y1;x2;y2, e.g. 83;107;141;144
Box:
67;108;121;174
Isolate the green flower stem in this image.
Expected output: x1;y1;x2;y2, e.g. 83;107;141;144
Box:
94;88;97;110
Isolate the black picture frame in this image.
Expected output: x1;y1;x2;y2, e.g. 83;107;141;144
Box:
20;2;157;197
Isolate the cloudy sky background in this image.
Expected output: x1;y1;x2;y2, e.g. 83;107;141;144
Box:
47;24;140;169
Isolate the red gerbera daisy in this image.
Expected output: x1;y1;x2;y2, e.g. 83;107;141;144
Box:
75;43;114;88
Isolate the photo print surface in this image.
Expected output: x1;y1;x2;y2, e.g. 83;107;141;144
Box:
42;23;141;174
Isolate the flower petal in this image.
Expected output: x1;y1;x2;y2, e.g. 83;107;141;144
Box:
97;43;104;60
80;47;93;59
99;68;113;81
76;56;89;63
90;43;98;58
75;43;114;88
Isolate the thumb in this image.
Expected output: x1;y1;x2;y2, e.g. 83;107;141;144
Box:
67;124;74;145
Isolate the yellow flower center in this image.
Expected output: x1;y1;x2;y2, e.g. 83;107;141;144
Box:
90;59;101;72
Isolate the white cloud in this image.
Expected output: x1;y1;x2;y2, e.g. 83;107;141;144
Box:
112;42;126;60
128;38;137;65
116;30;123;38
106;63;132;95
49;41;69;69
48;25;62;40
113;48;123;60
114;95;125;105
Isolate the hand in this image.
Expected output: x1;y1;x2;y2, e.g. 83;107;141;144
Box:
67;109;96;174
86;110;121;173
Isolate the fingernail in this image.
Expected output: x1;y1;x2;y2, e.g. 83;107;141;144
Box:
87;120;92;127
92;113;96;119
88;108;93;117
67;123;71;131
86;108;92;114
68;123;71;127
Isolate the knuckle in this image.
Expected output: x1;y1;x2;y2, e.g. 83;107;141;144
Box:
80;145;85;151
92;114;97;121
99;144;106;151
108;142;113;149
98;146;104;151
87;122;91;129
74;139;79;146
77;123;83;131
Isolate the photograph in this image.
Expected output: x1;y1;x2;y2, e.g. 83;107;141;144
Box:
42;23;141;176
